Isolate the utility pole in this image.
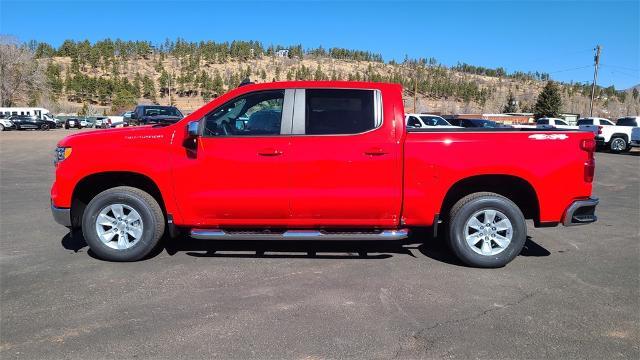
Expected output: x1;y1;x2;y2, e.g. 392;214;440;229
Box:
413;77;417;113
168;70;173;106
589;45;601;116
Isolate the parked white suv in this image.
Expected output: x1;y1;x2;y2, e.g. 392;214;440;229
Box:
579;116;639;153
405;113;461;128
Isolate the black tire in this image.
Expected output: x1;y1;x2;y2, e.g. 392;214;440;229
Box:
40;123;50;131
0;124;4;131
82;186;165;261
447;192;526;268
609;136;628;153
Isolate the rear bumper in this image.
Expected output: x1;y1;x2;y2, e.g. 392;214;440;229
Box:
562;198;598;226
51;202;71;227
595;136;605;146
630;140;640;148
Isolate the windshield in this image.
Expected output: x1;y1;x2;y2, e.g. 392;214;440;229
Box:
577;119;593;125
143;107;183;117
419;116;450;126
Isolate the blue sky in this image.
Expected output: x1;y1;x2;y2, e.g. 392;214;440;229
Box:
1;0;638;89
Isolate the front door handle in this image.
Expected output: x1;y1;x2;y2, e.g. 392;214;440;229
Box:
364;147;388;156
257;148;283;156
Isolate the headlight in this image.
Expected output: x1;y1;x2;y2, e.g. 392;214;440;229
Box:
54;147;72;165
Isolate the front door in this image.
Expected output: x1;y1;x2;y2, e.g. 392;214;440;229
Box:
172;89;293;226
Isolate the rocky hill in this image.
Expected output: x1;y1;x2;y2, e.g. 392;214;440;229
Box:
15;39;640;117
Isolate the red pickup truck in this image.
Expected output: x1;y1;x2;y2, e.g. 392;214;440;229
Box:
51;81;598;267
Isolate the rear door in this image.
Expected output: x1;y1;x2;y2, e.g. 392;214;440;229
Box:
287;88;402;227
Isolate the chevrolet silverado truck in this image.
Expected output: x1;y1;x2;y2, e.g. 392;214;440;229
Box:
579;116;639;153
51;81;598;267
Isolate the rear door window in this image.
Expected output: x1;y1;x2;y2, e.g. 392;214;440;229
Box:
617;117;638;126
304;89;378;135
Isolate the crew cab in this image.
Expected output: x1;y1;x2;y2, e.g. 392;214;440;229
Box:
579;116;639;153
51;81;598;268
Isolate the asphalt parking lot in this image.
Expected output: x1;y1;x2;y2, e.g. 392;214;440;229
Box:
1;129;638;359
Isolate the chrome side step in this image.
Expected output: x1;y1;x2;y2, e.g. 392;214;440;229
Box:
190;229;409;241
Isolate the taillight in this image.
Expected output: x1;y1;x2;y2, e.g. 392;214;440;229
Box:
580;138;595;183
597;125;603;135
580;138;596;152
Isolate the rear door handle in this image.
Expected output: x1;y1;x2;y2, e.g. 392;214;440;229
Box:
257;148;283;156
364;147;388;156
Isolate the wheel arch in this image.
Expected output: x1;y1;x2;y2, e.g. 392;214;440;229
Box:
70;171;166;228
609;133;629;142
440;174;540;225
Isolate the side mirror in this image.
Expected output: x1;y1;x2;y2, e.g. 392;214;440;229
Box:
130;112;137;119
187;121;200;137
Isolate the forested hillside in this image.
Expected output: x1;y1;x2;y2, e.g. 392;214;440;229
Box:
3;38;639;117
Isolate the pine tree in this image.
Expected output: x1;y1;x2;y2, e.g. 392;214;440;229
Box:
533;81;562;119
502;91;518;113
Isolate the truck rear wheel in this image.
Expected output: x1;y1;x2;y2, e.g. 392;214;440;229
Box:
447;192;526;268
609;136;628;153
82;186;165;261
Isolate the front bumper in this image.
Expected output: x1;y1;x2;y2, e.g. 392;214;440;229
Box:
562;198;598;226
51;202;72;227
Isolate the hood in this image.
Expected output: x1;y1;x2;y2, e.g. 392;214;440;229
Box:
57;125;169;147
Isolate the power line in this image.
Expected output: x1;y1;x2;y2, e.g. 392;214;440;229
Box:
600;64;639;72
547;65;593;74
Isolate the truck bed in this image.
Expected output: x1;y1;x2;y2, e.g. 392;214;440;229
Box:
401;129;594;226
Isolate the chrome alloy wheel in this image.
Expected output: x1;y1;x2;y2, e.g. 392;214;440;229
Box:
464;209;513;256
611;138;626;152
95;204;144;250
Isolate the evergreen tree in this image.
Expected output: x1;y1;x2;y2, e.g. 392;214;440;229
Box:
502;91;518;113
533;82;562;119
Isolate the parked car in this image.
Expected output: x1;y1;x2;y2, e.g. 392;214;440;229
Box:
109;121;129;128
10;115;56;130
0;115;16;131
51;81;598;267
448;118;510;128
122;111;133;121
579;116;639;153
630;127;640;148
405;113;461;128
130;105;183;125
64;118;83;129
576;117;615;127
94;117;111;129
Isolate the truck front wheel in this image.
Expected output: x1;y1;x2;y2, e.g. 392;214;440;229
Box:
82;186;165;261
447;192;526;268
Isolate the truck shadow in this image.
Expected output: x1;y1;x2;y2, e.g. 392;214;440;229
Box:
61;229;550;265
